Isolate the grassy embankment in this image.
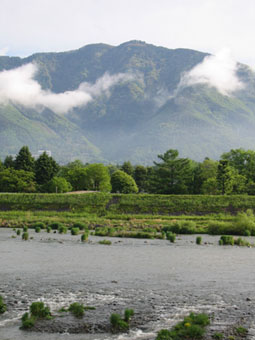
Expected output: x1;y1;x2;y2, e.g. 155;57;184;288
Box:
1;193;255;236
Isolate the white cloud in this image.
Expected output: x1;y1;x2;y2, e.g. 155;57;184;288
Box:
0;47;9;56
0;63;131;114
179;49;245;96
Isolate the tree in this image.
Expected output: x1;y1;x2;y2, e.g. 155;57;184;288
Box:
221;148;255;182
85;164;111;192
152;149;193;194
67;168;88;191
35;152;59;185
46;177;72;193
3;155;15;168
216;160;246;194
121;161;134;176
134;165;148;192
14;146;34;172
0;169;36;192
111;170;138;193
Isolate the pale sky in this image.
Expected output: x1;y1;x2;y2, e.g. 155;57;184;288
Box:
1;0;255;67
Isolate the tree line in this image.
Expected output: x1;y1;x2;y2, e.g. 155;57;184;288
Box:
1;146;255;195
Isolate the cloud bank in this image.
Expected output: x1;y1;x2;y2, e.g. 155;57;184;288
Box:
179;49;245;96
0;63;131;114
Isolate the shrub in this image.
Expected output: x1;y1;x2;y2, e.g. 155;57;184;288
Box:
21;312;35;329
58;225;67;234
68;302;85;318
99;239;112;245
167;232;176;243
163;221;197;235
73;222;88;230
30;302;51;318
156;313;209;340
213;332;224;340
49;222;62;230
196;236;202;245
16;229;21;236
124;309;134;322
33;223;45;230
35;226;41;233
111;170;138;194
235;326;248;336
71;227;80;235
110;313;129;331
46;226;52;233
22;232;29;240
81;231;89;242
219;235;234;245
0;295;7;314
23;226;28;232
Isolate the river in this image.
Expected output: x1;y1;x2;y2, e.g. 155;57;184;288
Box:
0;228;255;339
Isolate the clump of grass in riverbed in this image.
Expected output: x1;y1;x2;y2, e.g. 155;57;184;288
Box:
71;227;80;235
81;231;89;242
110;308;134;332
156;312;210;340
0;295;7;314
22;232;29;240
99;239;112;245
196;236;202;245
166;232;176;243
68;302;85;318
21;302;51;330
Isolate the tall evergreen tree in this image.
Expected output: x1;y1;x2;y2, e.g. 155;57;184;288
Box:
35;152;59;185
14;146;34;172
152;149;193;194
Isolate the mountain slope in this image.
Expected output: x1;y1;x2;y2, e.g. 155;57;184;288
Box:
0;40;255;163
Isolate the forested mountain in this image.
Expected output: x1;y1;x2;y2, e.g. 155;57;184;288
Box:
1;40;255;163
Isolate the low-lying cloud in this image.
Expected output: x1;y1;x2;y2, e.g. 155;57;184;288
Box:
179;49;245;96
0;63;132;114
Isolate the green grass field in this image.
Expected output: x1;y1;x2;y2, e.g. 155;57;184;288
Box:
1;193;255;236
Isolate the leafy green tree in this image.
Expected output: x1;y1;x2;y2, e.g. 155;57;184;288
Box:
152;149;193;194
193;158;218;194
134;165;148;192
0;169;36;192
217;160;246;194
14;146;34;172
221;148;255;182
67;168;88;190
35;152;59;185
121;161;134;176
45;177;72;193
111;170;138;193
3;155;15;168
85;164;111;192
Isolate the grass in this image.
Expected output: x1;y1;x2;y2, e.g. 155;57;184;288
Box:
156;312;210;340
21;302;51;330
2;193;255;237
0;295;7;314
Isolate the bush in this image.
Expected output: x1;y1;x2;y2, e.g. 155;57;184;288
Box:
163;221;197;235
124;309;134;322
71;227;80;235
68;302;85;318
46;226;52;233
30;302;51;318
196;236;202;245
0;295;7;314
58;225;67;234
23;226;28;232
49;222;62;230
73;222;88;230
213;332;224;340
35;226;41;233
81;231;89;242
219;235;234;245
16;229;21;236
166;232;176;243
22;232;29;240
33;223;45;230
21;312;35;329
156;313;209;340
111;170;138;194
99;239;112;245
110;313;129;331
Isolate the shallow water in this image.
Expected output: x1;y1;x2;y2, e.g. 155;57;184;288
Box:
0;228;255;339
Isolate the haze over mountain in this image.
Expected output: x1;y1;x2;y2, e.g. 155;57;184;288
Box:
0;40;255;164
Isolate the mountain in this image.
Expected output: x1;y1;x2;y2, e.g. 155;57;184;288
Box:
0;40;255;164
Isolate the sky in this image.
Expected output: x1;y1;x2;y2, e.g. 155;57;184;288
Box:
0;0;255;67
